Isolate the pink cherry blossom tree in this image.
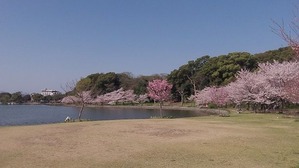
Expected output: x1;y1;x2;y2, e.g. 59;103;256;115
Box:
91;94;105;105
284;75;299;103
113;88;136;104
61;96;80;104
192;88;211;106
101;88;124;105
226;60;299;112
92;88;136;105
210;86;229;106
147;79;172;117
193;86;229;107
226;69;272;111
226;69;257;105
258;61;299;111
272;8;299;105
136;94;149;105
123;89;137;104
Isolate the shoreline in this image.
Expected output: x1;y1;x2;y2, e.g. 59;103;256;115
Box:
57;103;230;116
0;103;230;128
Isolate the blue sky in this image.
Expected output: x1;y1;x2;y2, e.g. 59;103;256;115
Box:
0;0;297;93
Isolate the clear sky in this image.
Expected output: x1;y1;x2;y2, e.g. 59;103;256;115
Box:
0;0;297;93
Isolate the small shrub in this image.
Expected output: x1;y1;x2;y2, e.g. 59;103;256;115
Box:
150;116;174;119
150;116;162;119
162;116;174;119
219;113;230;117
208;103;217;109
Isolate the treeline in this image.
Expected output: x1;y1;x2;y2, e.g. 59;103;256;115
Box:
0;92;64;104
74;46;294;103
0;92;31;104
169;47;295;102
0;47;295;104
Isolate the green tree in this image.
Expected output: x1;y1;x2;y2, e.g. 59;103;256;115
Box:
118;72;135;90
22;94;31;102
42;95;53;103
0;92;11;104
168;56;210;103
31;93;44;102
168;69;192;104
89;72;120;95
10;92;23;103
85;73;102;93
52;93;64;102
254;47;295;63
184;56;210;92
200;52;257;86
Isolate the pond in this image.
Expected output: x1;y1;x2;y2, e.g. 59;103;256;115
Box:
0;104;207;126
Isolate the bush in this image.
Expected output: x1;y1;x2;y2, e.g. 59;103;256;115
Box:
208;103;217;109
219;113;230;117
150;115;174;119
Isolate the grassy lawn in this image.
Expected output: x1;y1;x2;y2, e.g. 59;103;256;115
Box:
0;111;298;168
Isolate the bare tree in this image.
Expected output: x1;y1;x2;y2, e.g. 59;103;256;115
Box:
62;79;92;121
272;7;299;59
187;75;197;95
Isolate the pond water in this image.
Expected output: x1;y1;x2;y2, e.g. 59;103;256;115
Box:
0;105;206;126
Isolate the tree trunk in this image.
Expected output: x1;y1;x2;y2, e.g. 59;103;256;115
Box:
187;75;196;95
159;102;163;118
180;93;184;106
280;99;284;113
78;103;85;121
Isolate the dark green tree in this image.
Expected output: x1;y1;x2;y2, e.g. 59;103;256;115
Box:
168;69;192;104
200;52;257;86
118;72;135;90
22;94;31;102
31;93;44;102
91;72;120;95
10;92;23;103
168;56;210;103
52;93;64;103
0;92;12;104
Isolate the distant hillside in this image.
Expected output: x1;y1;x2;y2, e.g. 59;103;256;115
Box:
254;46;295;63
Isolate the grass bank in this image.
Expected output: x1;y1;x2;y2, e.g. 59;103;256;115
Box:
0;112;298;168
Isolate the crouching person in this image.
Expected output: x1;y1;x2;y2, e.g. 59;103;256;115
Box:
65;116;71;122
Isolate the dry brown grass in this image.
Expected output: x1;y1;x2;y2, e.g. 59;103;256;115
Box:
0;113;299;168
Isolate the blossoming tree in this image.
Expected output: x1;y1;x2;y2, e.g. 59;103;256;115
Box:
92;88;136;105
226;61;299;111
284;75;299;103
192;59;299;112
193;86;229;107
147;79;172;117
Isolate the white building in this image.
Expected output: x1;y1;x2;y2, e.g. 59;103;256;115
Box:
41;89;60;96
